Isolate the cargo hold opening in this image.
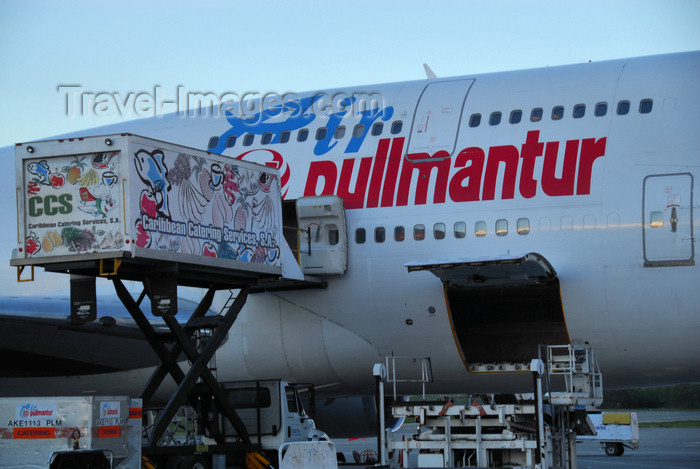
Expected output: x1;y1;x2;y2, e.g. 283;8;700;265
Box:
406;253;570;369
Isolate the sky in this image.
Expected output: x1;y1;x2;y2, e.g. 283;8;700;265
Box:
1;0;699;148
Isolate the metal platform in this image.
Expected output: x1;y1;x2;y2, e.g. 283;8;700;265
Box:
378;345;603;468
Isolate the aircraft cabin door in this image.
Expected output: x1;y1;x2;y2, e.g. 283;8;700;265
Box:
642;173;694;267
296;195;348;275
406;79;474;158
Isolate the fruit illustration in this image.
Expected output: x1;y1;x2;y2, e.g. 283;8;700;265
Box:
140;192;157;217
202;242;217;257
66;156;87;184
42;231;63;253
50;173;65;188
76;168;99;186
67;166;82;184
25;233;41;255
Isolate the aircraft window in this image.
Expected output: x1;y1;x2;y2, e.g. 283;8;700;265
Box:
208;136;219;149
489;112;502;126
510;110;522;124
650;211;664;228
496;219;508;236
639;99;653;114
243;133;255;146
297;128;309;142
225;135;237;148
454;221;466;239
353;124;365;138
413;224;425;241
261;132;273;145
375;226;386;243
573;104;585;118
595;102;608;116
517;218;530;235
530;108;543;122
394;226;405;242
617;100;630;115
329;227;339;245
355;228;366;244
434;223;446;240
316;127;327;140
469;113;481;127
371;122;384;136
475;221;487;237
280;130;291;143
335;125;346;139
552;106;564;120
391;121;403;134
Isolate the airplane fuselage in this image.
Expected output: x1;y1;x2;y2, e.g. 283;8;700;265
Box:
1;52;698;398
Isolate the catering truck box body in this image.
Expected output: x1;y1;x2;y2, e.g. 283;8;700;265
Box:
12;134;283;277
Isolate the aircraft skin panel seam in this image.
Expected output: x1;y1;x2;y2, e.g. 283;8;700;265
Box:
276;296;297;383
273;293;375;347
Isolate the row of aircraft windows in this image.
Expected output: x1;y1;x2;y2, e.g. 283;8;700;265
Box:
208;120;404;150
469;98;653;127
355;218;531;244
209;98;654;149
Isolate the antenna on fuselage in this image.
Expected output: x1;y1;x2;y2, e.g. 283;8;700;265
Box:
423;63;438;79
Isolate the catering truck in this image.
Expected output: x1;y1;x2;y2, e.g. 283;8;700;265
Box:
8;135;337;468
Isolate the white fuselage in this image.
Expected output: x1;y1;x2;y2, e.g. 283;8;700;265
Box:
1;51;698;397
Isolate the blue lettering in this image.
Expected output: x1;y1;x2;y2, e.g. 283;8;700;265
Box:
345;106;394;153
313;97;350;155
211;94;394;156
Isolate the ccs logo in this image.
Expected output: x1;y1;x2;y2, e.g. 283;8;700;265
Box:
28;194;73;217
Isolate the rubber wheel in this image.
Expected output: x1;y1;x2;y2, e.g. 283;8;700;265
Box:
605;442;624;456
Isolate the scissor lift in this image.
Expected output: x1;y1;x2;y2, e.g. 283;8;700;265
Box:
40;257;280;460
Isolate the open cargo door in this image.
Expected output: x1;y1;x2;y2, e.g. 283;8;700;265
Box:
296;195;347;275
406;253;570;371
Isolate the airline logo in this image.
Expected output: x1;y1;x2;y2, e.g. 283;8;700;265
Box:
304;131;606;209
100;401;121;419
234;148;291;199
17;403;56;420
222;103;608;208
